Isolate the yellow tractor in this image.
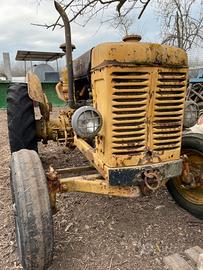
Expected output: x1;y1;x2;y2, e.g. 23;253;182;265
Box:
7;1;203;269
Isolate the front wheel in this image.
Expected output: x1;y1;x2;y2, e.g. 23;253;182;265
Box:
10;149;53;269
167;133;203;219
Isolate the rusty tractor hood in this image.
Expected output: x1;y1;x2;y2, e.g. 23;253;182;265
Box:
91;41;188;70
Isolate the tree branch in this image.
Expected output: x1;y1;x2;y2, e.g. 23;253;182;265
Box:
35;0;152;29
157;0;203;51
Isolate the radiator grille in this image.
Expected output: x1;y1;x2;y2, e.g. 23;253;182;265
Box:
111;71;149;155
153;72;186;151
110;69;186;157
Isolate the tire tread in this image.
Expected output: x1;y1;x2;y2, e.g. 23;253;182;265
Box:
11;149;53;269
7;83;37;153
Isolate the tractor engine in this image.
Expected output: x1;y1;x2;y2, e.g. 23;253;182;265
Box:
66;35;188;185
36;35;188;187
91;35;188;168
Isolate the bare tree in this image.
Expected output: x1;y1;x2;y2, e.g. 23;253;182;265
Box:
35;0;152;29
157;0;203;51
111;13;133;36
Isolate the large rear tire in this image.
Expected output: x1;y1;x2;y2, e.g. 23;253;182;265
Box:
7;83;37;153
10;149;53;269
167;133;203;219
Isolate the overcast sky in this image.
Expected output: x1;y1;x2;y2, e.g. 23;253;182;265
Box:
0;0;162;64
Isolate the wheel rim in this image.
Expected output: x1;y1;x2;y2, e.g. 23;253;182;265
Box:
174;149;203;205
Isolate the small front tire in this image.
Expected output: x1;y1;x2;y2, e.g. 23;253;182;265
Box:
10;149;53;269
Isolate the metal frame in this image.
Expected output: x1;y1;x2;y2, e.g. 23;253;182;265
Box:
47;164;140;212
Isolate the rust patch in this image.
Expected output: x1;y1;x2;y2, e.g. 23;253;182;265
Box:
46;166;61;213
138;169;161;195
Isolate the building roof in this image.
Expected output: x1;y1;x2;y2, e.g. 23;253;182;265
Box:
15;50;65;62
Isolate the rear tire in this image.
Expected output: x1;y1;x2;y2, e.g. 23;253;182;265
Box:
7;83;37;153
167;133;203;219
10;149;53;269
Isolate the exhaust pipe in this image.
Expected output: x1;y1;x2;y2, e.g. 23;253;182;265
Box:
54;1;75;108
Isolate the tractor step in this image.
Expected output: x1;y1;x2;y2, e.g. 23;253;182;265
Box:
164;246;203;270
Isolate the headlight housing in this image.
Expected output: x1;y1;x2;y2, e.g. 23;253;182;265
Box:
71;106;102;138
183;100;199;128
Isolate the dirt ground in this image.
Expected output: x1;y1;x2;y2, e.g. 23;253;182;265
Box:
0;109;203;270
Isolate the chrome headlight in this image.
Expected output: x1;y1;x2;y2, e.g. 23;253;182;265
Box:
71;106;102;138
183;100;199;128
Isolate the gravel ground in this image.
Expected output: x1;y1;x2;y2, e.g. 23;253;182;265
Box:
0;109;203;270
